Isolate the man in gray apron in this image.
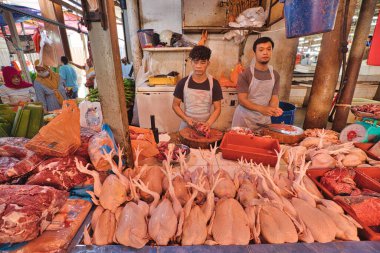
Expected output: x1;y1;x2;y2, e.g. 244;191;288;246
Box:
232;37;283;129
172;46;223;131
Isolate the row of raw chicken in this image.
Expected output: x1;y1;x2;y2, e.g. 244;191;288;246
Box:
283;129;379;169
76;135;363;248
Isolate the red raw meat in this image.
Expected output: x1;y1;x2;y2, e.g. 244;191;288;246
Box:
320;168;358;196
0;185;68;243
193;122;211;138
0;157;19;183
336;195;380;227
0;137;29;148
0;145;43;183
26;156;90;190
74;127;97;160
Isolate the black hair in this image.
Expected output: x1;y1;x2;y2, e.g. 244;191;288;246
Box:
189;46;211;61
253;37;274;52
306;54;310;57
61;56;69;65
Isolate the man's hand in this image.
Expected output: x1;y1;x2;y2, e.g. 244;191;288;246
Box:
185;117;194;127
274;107;283;117
260;106;280;116
200;122;210;132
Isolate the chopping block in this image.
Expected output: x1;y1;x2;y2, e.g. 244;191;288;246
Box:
179;127;223;149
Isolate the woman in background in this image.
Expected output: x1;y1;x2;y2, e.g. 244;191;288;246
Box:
34;60;67;112
0;66;35;105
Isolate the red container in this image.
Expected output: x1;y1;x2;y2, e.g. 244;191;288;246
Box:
220;133;280;166
307;168;380;240
354;167;380;185
354;143;380;161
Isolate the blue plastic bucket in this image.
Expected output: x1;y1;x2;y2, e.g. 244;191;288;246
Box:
271;102;296;125
281;0;340;38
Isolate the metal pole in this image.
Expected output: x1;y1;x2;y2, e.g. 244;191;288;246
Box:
332;0;377;131
3;10;32;83
303;0;357;129
122;9;132;64
126;0;142;76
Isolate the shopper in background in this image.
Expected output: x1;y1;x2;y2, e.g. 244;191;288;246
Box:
0;66;35;105
172;45;223;131
34;60;67;112
232;37;282;129
301;54;312;66
59;56;79;98
70;58;96;89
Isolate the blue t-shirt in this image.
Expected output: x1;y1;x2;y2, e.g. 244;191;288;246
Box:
59;65;78;92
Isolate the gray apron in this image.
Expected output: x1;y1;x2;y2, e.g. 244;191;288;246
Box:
179;72;214;130
231;62;275;129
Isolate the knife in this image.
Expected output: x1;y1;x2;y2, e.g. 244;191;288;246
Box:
256;123;293;135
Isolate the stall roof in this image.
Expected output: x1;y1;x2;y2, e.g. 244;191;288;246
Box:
0;4;40;26
0;3;87;34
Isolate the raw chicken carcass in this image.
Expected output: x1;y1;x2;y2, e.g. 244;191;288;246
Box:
211;198;250;245
92;209;116;245
139;165;165;203
317;204;359;241
259;204;298;244
114;199;150;248
214;169;237;199
0;185;68;243
75;149;131;212
181;173;221;245
291;197;337;243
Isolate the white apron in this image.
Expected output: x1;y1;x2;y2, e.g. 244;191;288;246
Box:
179;73;214;130
231;62;275;129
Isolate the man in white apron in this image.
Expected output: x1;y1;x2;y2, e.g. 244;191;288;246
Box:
172;46;223;131
232;37;283;129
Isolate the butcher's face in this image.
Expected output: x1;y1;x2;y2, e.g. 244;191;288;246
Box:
254;42;273;64
191;58;209;76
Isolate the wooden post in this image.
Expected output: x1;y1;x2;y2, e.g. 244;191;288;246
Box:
126;0;142;76
38;0;66;67
53;2;72;61
303;0;357;129
3;11;32;83
332;0;377;131
87;0;133;166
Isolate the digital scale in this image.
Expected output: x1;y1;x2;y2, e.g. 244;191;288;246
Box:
340;117;380;143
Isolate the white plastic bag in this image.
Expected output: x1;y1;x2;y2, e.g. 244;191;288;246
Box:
79;101;103;132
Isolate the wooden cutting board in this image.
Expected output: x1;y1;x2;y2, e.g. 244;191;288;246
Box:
179;127;223;149
14;199;92;253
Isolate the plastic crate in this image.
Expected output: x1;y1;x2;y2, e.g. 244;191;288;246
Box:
271;102;296;125
220;132;280;166
307;168;380;241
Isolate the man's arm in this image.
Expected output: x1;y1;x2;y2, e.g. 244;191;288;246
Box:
238;92;279;116
202;100;221;131
69;61;85;70
172;97;194;126
269;95;279;108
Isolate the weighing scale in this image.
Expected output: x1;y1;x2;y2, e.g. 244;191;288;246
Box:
340;117;380;143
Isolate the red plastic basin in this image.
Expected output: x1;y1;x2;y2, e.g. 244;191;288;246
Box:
220;133;280;167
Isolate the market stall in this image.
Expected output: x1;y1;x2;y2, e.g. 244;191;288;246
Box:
0;0;380;252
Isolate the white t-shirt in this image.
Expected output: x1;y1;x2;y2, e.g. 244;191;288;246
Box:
0;85;36;105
